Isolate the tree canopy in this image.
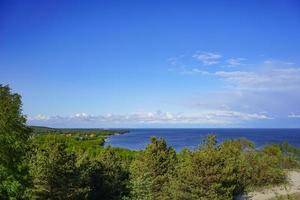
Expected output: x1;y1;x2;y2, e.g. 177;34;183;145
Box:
0;85;31;199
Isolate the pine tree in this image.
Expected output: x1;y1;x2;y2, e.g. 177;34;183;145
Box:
130;137;177;200
169;135;244;200
78;147;130;200
28;135;79;199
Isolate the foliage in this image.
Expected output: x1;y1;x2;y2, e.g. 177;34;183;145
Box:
30;126;128;139
168;135;291;200
28;134;133;200
0;85;31;199
129;137;177;200
279;142;300;169
27;135;80;199
25;132;299;200
169;135;247;200
244;144;286;188
78;147;130;200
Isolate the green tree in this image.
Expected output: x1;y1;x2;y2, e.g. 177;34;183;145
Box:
169;135;246;200
0;85;31;199
78;147;130;200
28;135;80;199
129;137;177;200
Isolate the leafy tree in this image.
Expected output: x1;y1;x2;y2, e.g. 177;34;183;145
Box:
129;137;177;200
0;85;31;199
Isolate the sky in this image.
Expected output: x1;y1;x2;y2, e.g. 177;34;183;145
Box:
1;0;300;128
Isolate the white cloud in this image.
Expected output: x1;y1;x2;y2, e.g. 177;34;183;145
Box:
193;51;222;65
183;66;300;91
214;68;300;91
181;66;300;92
288;113;300;118
188;66;300;121
27;110;271;126
167;54;185;66
170;52;300;124
263;59;295;66
227;58;245;66
182;68;211;75
73;112;97;121
28;114;49;121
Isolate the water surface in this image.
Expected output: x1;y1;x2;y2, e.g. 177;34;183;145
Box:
105;128;300;151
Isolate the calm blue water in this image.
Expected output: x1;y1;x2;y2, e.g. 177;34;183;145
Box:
105;129;300;151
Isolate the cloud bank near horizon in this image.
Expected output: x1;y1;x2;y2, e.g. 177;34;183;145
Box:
27;109;271;128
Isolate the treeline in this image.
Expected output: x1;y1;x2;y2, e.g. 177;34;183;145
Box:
30;126;129;137
1;84;300;200
31;126;129;147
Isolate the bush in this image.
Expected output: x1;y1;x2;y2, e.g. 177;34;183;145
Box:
170;135;246;200
244;144;286;188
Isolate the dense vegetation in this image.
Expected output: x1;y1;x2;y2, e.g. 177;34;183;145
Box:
30;126;128;146
1;84;300;200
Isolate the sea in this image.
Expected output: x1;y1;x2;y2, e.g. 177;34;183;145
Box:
105;128;300;151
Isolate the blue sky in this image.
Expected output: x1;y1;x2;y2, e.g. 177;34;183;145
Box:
1;0;300;128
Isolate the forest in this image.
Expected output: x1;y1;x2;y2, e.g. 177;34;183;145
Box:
1;84;300;200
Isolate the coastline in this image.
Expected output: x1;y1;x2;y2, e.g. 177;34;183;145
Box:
103;129;130;146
